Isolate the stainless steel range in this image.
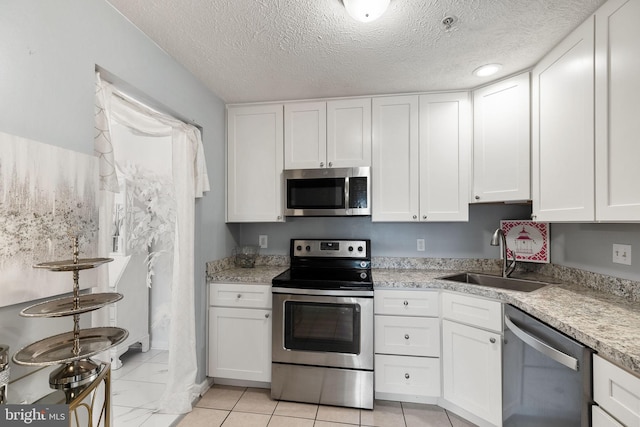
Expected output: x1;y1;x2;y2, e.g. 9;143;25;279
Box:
271;239;374;409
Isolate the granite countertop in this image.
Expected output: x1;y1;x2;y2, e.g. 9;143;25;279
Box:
208;261;640;376
208;265;288;285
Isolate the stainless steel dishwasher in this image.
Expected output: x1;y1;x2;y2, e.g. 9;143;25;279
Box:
503;305;593;427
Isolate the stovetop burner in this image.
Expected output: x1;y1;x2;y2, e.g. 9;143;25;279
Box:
272;239;373;292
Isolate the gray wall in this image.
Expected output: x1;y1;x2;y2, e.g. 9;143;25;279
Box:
0;0;231;401
237;204;533;258
551;223;640;281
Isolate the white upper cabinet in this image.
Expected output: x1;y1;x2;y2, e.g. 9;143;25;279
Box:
284;101;326;169
372;95;420;221
472;72;531;203
419;92;471;222
595;0;640;221
372;93;470;222
284;98;371;169
227;104;284;222
532;17;595;222
327;98;372;168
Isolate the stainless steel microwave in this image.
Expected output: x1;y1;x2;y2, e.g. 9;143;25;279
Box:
284;167;371;217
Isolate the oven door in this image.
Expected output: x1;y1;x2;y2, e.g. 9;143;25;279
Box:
272;293;373;370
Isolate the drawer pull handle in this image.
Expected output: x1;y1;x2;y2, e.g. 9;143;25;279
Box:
403;300;409;306
490;337;496;344
405;373;410;379
404;334;410;340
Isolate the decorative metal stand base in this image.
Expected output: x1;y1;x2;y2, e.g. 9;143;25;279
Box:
49;358;103;391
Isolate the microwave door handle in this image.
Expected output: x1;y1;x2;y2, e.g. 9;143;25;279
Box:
505;315;579;371
344;176;351;215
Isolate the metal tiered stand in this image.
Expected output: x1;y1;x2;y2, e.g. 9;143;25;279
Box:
12;237;128;426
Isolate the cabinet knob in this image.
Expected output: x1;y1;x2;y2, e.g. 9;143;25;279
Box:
328;162;333;167
490;337;496;344
277;215;282;220
265;313;270;319
403;300;409;306
404;334;410;340
237;294;242;299
475;195;480;200
320;162;325;167
405;373;410;379
412;215;417;220
531;214;537;220
422;215;427;220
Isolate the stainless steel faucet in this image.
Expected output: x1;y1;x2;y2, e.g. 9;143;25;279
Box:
491;228;517;278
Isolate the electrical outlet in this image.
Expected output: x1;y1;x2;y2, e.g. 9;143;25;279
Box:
259;235;268;249
613;244;631;265
417;239;425;252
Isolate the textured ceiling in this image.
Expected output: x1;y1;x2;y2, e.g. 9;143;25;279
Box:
105;0;606;104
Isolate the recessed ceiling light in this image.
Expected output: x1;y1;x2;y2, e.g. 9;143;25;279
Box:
343;0;391;23
473;64;503;77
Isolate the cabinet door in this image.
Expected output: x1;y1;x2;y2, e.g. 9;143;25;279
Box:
593;354;640;427
442;319;502;426
227;104;284;222
327;98;371;168
592;406;625;427
284;101;327;169
595;0;640;221
208;307;271;382
532;18;595;222
473;73;531;203
372;95;420;221
418;92;470;222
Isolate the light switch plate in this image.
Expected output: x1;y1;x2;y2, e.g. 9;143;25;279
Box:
259;235;268;249
417;239;425;251
613;244;631;265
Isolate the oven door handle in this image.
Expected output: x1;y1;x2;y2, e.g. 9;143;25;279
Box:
271;287;373;297
505;315;579;371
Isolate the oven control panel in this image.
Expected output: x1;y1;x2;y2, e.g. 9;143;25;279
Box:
291;239;369;259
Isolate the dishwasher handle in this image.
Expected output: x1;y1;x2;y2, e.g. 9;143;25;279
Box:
505;315;579;371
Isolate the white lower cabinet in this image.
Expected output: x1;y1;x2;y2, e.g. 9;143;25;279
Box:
593;354;640;427
593;406;625;427
207;283;272;383
375;354;441;399
441;292;502;427
374;289;440;403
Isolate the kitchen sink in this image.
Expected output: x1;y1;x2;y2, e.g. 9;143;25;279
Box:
438;272;549;293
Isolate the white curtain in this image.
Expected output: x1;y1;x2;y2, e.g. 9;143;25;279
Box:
94;73;210;414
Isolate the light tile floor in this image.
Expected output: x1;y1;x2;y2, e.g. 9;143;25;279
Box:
178;385;479;427
111;347;180;427
113;349;478;427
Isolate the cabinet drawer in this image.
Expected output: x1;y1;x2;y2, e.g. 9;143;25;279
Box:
375;315;440;357
593;406;624;427
374;290;439;317
442;292;502;332
209;283;272;309
594;355;640;427
375;354;440;398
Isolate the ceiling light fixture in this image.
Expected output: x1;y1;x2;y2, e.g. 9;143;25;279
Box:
343;0;391;23
473;64;503;77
